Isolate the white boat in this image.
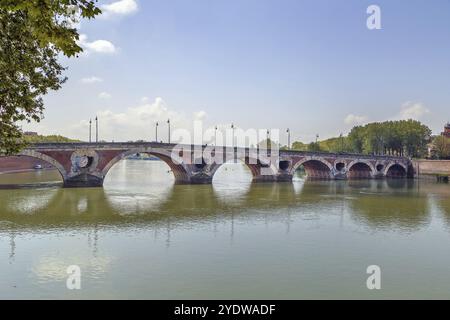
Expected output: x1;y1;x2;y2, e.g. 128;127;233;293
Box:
34;164;43;170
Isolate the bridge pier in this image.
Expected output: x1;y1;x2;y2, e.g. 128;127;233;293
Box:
63;174;104;188
182;174;213;185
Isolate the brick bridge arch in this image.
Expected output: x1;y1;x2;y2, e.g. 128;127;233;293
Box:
384;162;408;178
290;156;334;179
208;156;279;183
346;159;377;178
102;148;191;183
18;149;68;180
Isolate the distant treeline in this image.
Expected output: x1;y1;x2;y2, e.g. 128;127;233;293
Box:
23;134;81;143
288;120;432;158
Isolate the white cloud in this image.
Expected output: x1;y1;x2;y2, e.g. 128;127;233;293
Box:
397;102;430;120
98;92;112;99
194;111;207;121
65;97;207;142
78;34;117;54
81;76;103;84
344;114;368;126
101;0;138;18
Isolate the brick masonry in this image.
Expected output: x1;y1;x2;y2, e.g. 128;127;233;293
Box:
413;160;450;176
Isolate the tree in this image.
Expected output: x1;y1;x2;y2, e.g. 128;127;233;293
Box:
307;141;321;152
0;0;101;155
23;134;80;143
291;141;308;151
433;135;450;159
257;138;279;150
348;126;365;153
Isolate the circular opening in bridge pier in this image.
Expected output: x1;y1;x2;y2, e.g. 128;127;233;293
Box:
194;158;207;170
376;164;384;172
0;155;63;188
279;160;290;171
335;162;345;172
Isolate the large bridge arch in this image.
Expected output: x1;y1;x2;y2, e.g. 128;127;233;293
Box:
384;162;408;178
290;156;334;179
17;150;68;180
209;156;279;182
347;160;376;179
101;148;191;183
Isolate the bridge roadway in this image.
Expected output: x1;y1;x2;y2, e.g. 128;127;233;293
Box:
6;142;413;188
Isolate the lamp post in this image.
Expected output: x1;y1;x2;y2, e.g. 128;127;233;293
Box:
231;123;235;148
214;126;218;146
95;116;98;143
155;122;159;142
89;119;92;143
316;134;319;144
287;128;291;150
167;119;171;144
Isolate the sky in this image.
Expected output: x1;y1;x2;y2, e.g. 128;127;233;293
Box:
24;0;450;144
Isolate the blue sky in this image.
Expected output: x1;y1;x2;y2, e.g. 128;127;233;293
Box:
26;0;450;144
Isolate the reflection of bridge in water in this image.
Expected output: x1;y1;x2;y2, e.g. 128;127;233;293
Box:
0;179;442;232
3;178;449;261
7;142;415;187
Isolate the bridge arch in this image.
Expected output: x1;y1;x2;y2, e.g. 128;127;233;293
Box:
18;150;68;180
347;160;376;179
101;148;191;183
209;156;278;181
290;156;333;179
384;162;408;178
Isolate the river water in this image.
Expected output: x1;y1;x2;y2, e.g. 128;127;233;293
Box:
0;160;450;299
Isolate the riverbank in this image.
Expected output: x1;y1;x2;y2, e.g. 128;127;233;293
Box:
413;159;450;181
0;156;53;174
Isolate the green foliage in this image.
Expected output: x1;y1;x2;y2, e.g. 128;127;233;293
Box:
290;120;432;158
307;142;321;152
0;0;101;155
23;134;80;143
347;120;431;157
291;141;308;151
258;138;280;149
432;135;450;159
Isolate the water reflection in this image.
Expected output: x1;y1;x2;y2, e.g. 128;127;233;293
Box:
0;173;437;232
1;161;450;299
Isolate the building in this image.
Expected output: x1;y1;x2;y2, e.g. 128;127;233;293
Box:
443;123;450;138
24;131;38;136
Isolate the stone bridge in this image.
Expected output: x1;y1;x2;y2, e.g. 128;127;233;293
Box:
7;142;414;188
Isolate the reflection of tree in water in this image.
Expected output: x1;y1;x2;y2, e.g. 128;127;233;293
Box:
0;188;127;228
348;186;430;232
435;194;450;228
